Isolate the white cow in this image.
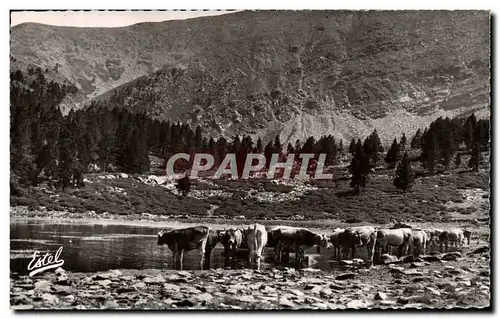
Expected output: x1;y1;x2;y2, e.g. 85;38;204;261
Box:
244;224;268;270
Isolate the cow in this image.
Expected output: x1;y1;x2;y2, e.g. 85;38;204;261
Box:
157;226;211;270
376;228;413;257
339;226;377;266
266;226;301;262
428;228;444;249
243;223;268;270
203;229;220;269
218;228;244;267
463;229;472;246
271;226;332;266
329;228;345;260
411;229;428;256
438;228;465;253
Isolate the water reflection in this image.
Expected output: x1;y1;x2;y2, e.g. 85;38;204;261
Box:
13;220;422;275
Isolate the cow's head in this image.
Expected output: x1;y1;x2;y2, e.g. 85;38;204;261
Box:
219;228;240;249
315;234;332;253
157;229;172;246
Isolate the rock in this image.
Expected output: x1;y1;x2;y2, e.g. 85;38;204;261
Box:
420;255;441;262
412;276;433;283
279;297;295;308
52;285;72;295
289;289;305;297
374;292;388;300
404;284;424;295
335;272;356;280
261;286;276;294
300;268;322;273
390;266;405;274
143;276;166;284
102;300;119;309
55;273;70;285
163;283;180;292
193;293;213;303
11;304;34;310
133;282;146;289
238;295;256;303
470;246;489;255
425;287;441;296
346;299;368;308
410;262;428;268
320;288;333;298
177;271;192;277
54;267;66;275
441;252;462;261
378;300;397;306
339;260;354;266
174;299;194;307
403;269;424;276
399;255;415;263
34;280;52;292
97;279;112;286
41;293;59;304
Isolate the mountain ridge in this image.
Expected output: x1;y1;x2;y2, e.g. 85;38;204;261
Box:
10;10;491;144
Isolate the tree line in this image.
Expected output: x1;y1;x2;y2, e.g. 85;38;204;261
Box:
10;67;490;195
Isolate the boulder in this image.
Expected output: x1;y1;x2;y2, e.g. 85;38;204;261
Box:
335;273;356;280
374;292;388;300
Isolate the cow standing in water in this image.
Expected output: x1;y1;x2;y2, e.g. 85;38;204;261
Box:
244;224;268;270
376;228;413;257
271;226;331;267
339;226;377;266
218;228;244;267
157;226;211;270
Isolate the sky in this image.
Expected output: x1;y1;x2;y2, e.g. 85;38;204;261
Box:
10;10;238;28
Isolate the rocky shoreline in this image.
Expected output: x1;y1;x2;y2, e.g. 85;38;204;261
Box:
11;249;490;310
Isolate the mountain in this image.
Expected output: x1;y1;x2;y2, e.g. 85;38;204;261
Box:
10;10;491;144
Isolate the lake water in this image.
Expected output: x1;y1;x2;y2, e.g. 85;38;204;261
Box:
10;219;353;275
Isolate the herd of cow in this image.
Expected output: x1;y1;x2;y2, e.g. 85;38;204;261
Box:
157;224;472;271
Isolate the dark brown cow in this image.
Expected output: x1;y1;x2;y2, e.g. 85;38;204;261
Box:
203;229;219;269
340;226;377;266
272;226;331;266
157;226;211;270
218;228;244;266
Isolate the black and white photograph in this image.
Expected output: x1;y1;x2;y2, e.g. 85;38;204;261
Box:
8;8;492;311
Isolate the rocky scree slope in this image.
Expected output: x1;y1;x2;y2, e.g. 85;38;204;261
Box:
11;10;490;144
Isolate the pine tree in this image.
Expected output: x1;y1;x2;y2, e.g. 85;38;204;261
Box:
264;141;275;168
338;139;344;155
400;133;407;152
421;130;439;174
194;126;203;150
410;129;422;149
385;138;400;167
350;143;370;194
454;152;462;168
468;141;481;172
463;113;477;151
274;135;282;154
255;137;263;153
394;151;415;192
349;138;356;154
287;142;295;154
440;130;456;171
176;175;192;197
301;136;316;154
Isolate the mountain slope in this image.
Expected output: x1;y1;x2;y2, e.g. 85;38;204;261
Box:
11;10;491;144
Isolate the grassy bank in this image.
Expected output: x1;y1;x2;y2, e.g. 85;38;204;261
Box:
10;159;490;224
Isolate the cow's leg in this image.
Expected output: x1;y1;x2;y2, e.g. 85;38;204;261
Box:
172;251;177;270
204;249;212;270
179;250;184;271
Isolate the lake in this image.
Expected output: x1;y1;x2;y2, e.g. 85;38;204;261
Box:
10;219;350;275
